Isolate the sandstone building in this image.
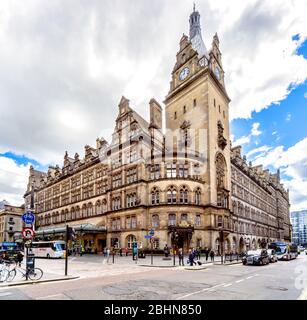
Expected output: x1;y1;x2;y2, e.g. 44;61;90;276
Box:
24;7;291;254
0;204;24;244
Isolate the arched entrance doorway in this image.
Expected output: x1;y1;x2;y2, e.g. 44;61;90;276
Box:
239;237;245;253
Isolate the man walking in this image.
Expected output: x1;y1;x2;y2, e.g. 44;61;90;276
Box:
210;249;215;262
106;247;110;263
188;249;196;266
205;247;209;262
178;248;184;266
196;247;201;260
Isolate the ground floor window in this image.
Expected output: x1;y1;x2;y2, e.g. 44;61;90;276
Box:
111;237;119;248
126;235;136;249
153;238;160;249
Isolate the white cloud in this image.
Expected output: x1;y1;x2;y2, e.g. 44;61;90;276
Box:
304;92;307;98
250;137;307;211
251;123;262;136
285;113;292;121
0;0;306;165
246;145;272;158
232;135;250;147
0;156;30;206
232;122;263;147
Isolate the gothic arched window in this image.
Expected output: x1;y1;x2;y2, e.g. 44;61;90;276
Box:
180;186;189;204
194;188;201;205
151;187;160;205
167;186;177;204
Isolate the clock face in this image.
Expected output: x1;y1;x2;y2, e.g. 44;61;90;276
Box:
179;67;190;81
215;67;221;80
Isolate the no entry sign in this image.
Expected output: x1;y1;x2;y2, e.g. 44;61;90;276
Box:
22;228;35;240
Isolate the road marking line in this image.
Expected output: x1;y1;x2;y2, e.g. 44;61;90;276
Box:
223;283;232;287
175;283;226;300
0;292;12;297
246;276;254;280
36;294;64;300
235;279;244;283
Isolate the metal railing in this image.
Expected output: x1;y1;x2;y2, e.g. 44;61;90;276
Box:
224;253;245;263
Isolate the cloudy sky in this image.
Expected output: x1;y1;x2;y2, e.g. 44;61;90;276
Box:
0;0;307;211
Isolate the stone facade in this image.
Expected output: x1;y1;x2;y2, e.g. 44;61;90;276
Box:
24;7;291;254
0;204;24;243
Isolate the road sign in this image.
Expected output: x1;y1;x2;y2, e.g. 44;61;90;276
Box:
22;212;35;225
22;228;35;240
149;228;155;236
144;235;152;239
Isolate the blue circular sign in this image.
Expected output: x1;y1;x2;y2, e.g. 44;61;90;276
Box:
22;212;35;225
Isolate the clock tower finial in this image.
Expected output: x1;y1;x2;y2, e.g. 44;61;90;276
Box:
189;4;208;58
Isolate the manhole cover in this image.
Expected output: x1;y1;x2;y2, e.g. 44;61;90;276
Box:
267;286;288;291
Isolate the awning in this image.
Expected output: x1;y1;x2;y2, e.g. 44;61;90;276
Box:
35;223;107;236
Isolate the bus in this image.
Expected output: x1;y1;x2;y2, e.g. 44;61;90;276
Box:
268;242;298;261
30;241;66;258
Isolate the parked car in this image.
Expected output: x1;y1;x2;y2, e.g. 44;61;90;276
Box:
242;249;270;266
267;249;278;263
298;246;305;254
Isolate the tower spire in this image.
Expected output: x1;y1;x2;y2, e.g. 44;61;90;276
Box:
189;5;208;58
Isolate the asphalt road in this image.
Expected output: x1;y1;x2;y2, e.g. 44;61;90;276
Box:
0;254;306;300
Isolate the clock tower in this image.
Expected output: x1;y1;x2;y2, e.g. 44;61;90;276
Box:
164;6;232;212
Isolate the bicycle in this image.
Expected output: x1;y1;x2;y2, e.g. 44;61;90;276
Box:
0;259;16;282
7;265;43;282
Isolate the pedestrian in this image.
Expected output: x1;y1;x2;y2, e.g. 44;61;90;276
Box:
16;251;24;267
125;247;128;256
178;248;184;266
119;248;123;257
210;249;215;262
188;249;196;266
103;247;107;257
164;244;169;258
106;247;110;263
205;247;209;261
196;247;201;260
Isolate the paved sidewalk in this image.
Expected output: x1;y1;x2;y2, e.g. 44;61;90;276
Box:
0;254;234;286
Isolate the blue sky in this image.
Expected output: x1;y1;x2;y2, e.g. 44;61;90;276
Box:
231;38;307;170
